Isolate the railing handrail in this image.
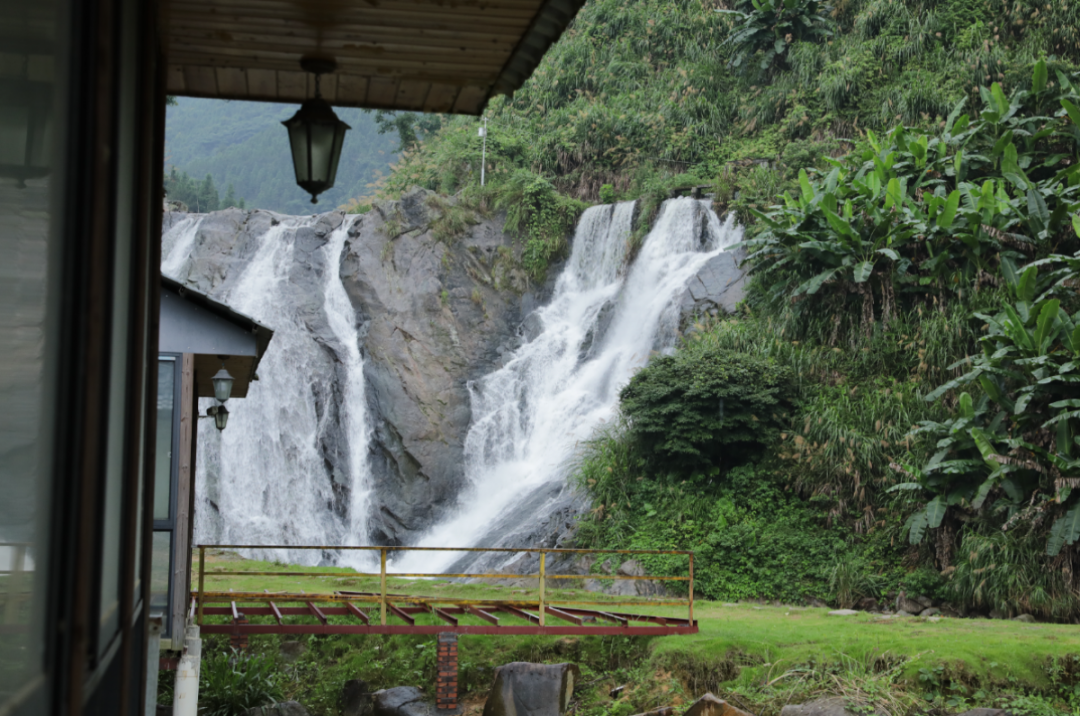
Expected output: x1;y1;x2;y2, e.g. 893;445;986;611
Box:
194;543;695;630
196;544;694;555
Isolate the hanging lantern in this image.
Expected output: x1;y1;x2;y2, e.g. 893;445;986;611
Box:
282;57;350;204
211;365;235;403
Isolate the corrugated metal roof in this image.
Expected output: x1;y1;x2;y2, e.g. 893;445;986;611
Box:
161;0;585;114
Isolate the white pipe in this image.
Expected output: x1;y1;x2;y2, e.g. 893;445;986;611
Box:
173;625;202;716
479;116;488;187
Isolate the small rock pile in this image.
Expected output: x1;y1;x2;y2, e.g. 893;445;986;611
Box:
822;591;1039;622
779;698;1011;715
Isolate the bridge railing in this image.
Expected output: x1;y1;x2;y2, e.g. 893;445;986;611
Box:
194;544;695;630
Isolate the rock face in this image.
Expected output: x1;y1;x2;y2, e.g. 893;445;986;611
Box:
680;247;747;317
340;189;538;542
373;687;435;716
165;190;748;548
681;693;753;716
482;662;580;716
780;697;884;716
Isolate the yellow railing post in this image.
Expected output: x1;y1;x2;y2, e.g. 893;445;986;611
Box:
380;547;387;626
688;552;694;626
197;545;206;626
538;551;546;627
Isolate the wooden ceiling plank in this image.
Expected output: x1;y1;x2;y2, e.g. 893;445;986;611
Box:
452;85;487;114
170;2;538;24
336;73;370;107
422;83;460;113
166;65;187;94
167;35;514;62
182;65;218;95
276;69;308;99
215;66;248;95
170;0;544;16
366;76;399;106
167;49;503;77
395;79;428;110
169;17;521;46
246;67;277;98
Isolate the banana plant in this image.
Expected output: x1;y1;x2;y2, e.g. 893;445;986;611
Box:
716;0;833;73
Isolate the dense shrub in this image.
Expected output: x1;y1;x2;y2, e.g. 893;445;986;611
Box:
199;649;281;716
619;348;796;474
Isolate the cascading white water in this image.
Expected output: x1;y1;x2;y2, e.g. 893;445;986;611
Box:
161;215;202;277
160;215;372;566
395;198;742;572
322;224;375;570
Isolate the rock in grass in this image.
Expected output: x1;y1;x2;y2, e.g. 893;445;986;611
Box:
779;697;885;715
681;692;753;716
482;662;580;716
1012;614;1036;623
342;680;374;716
827;609;859;616
373;687;434;716
279;640;308;663
919;607;941;617
246;702;311;716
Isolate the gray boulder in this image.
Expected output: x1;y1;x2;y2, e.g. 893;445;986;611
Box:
919;607;941;617
342;679;374;716
246;702;311;716
895;593;924;615
682;692;753;716
373;687;434;716
680;251;746;317
279;640;307;664
780;697;884;715
481;662;580;716
1012;614;1036;623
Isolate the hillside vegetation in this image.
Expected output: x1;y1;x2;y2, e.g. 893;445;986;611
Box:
372;0;1080;627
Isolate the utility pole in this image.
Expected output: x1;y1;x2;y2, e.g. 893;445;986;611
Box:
479;116;488;187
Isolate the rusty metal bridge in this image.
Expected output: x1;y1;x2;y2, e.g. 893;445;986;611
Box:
192;544;698;637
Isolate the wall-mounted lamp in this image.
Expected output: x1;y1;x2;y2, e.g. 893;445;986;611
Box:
206;404;229;431
203;358;234;431
282;56;351;204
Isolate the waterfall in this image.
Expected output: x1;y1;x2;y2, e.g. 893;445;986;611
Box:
395;198;742;572
160;214;372;566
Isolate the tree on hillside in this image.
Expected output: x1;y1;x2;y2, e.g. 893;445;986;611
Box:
222;183;245;209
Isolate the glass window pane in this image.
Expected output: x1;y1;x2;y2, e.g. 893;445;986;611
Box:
0;0;65;705
155;360;175;521
150;531;172;635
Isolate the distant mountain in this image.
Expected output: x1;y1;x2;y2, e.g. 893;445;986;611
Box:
165;98;398;214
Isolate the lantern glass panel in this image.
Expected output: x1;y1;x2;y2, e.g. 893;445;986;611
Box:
308;121;337;184
286;121;310;184
327;124;346;186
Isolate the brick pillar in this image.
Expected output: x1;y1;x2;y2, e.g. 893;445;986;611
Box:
436;632;458;709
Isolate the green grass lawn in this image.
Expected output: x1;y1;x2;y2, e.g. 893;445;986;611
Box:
187;551;1080;715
